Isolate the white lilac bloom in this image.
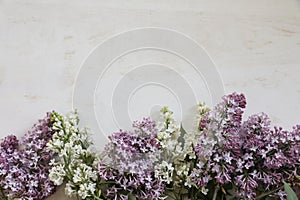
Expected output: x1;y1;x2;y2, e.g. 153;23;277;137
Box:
47;111;102;200
183;102;211;161
48;163;65;185
155;106;200;199
154;161;174;184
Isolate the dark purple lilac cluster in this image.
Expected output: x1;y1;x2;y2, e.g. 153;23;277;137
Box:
192;93;300;199
98;117;165;200
0;112;56;200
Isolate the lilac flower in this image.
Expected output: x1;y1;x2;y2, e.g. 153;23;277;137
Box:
99;117;165;200
191;92;300;199
239;113;300;195
0;112;56;200
1;92;299;200
47;111;100;200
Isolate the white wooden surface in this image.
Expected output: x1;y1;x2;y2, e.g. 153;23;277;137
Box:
0;1;300;199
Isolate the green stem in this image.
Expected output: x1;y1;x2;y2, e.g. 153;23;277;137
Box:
99;180;116;185
166;193;177;200
166;187;174;191
0;186;8;200
63;155;75;180
92;194;103;200
255;185;284;200
212;185;219;200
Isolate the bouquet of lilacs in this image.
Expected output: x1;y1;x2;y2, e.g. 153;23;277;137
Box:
188;93;300;199
46;111;102;200
0;92;299;200
97;92;300;200
96;105;208;199
149;93;300;200
97;107;206;200
0;112;56;200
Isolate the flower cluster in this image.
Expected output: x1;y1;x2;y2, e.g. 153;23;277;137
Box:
0;112;56;200
47;111;101;200
0;92;299;200
189;93;300;199
98;117;165;199
154;106;199;199
155;107;182;184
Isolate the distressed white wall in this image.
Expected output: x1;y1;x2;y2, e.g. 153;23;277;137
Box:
0;1;300;199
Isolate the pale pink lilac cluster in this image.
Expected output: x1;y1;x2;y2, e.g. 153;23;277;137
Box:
0;112;56;200
190;93;300;199
98;117;165;200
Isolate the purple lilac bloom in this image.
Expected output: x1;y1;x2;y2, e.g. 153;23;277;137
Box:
193;93;246;182
99;117;165;200
237;113;300;198
192;93;300;199
0;112;56;200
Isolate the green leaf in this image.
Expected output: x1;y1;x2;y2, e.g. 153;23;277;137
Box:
284;181;298;200
180;123;187;135
128;194;136;200
179;124;187;148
